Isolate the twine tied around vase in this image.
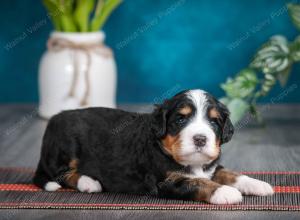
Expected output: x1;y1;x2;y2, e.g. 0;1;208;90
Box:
47;37;113;106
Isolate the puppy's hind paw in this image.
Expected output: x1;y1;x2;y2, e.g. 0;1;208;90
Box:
77;175;102;193
45;182;61;191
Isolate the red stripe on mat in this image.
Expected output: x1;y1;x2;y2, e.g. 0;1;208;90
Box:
0;184;73;192
0;202;300;210
0;184;299;193
273;186;300;193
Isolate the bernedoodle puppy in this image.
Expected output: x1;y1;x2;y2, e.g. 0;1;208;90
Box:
33;89;274;204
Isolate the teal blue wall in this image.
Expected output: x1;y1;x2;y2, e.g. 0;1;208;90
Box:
0;0;299;103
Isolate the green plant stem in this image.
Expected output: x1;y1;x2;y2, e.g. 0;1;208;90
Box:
43;0;62;30
74;0;95;32
90;0;122;31
58;0;77;32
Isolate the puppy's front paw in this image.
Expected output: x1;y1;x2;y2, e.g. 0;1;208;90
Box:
210;185;243;204
233;175;274;196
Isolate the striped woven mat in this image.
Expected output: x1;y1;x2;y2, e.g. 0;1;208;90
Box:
0;168;299;210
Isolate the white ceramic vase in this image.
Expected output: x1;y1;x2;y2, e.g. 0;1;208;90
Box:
38;31;117;119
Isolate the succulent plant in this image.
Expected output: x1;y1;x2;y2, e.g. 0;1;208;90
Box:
221;3;300;125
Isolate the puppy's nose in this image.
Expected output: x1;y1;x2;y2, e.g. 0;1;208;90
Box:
193;134;207;147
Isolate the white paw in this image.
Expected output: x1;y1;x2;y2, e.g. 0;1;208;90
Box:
45;181;61;191
233;175;274;196
77;175;102;193
210;185;243;204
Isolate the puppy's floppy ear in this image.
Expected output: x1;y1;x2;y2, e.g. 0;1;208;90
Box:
222;117;234;144
152;102;169;138
217;101;234;144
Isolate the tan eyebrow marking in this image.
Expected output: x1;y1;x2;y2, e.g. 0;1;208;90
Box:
179;106;192;115
209;108;220;119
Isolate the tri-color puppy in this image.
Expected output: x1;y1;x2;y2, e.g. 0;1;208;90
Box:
33;89;274;204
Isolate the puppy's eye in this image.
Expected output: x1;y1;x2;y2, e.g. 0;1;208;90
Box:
211;120;217;125
177;118;185;124
210;119;220;129
176;115;186;124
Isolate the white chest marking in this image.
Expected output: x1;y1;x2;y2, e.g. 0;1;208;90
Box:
189;165;217;179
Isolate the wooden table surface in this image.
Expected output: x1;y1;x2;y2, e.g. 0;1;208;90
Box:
0;104;300;219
